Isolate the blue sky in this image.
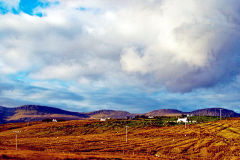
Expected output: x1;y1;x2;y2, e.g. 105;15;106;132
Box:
0;0;240;113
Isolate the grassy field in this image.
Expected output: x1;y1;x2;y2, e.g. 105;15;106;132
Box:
0;117;240;159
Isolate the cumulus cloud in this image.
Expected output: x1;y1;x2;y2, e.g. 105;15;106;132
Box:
0;0;20;10
0;0;240;94
119;0;240;92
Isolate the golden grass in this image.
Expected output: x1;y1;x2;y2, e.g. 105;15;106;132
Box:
217;129;240;139
1;118;240;159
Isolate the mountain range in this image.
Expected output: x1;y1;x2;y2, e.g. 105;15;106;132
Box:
0;105;239;124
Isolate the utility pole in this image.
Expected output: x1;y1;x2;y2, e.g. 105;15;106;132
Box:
198;110;200;122
220;109;223;120
126;126;129;142
13;131;21;150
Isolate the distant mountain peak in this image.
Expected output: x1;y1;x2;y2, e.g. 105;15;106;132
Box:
17;105;42;110
190;108;239;117
86;109;133;119
0;105;240;124
145;109;183;116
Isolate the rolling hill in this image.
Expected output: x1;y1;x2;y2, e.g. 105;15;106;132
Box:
2;105;89;124
85;110;134;119
145;109;184;116
0;105;240;124
0;105;135;124
190;108;240;117
0;106;15;124
145;108;240;117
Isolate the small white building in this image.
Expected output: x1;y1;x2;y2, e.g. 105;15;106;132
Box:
148;116;154;119
187;114;194;117
177;117;189;123
100;118;106;121
52;119;57;122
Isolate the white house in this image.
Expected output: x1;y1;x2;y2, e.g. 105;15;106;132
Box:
52;119;57;122
148;116;154;119
177;117;189;123
187;114;193;117
100;118;106;121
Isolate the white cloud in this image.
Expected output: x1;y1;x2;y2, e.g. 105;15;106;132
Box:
0;0;20;9
0;0;239;94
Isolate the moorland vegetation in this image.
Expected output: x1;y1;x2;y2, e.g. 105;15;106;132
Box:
0;116;239;159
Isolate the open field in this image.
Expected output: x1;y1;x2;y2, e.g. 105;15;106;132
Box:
0;118;240;159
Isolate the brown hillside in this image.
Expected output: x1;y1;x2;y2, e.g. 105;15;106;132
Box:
190;108;240;117
4;105;89;124
86;110;134;119
1;105;240;125
145;109;183;116
1;118;240;159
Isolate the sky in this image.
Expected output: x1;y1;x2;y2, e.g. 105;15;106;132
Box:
0;0;240;113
